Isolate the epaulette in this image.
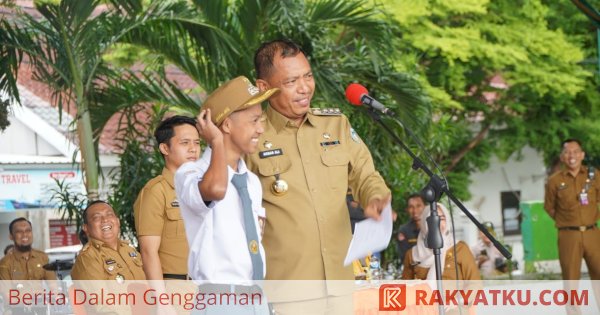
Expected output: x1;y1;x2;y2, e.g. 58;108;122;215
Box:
311;108;342;116
81;243;90;252
32;248;47;257
144;175;164;189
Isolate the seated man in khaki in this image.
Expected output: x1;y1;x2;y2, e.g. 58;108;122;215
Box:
0;219;56;315
71;201;145;281
0;217;56;280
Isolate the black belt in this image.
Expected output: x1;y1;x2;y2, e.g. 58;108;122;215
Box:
198;283;263;295
558;224;597;232
163;273;190;280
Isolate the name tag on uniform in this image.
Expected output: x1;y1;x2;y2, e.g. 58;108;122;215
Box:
171;200;179;207
580;192;589;205
320;140;340;147
259;149;283;159
105;259;116;265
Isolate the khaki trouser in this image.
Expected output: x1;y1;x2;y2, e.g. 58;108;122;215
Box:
557;228;600;280
558;228;600;315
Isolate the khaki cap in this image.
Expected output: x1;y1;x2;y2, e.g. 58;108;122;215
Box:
202;76;279;125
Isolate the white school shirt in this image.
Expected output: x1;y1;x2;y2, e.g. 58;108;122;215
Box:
175;147;266;282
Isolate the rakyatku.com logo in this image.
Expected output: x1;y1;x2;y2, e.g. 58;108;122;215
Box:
378;284;590;311
379;284;407;311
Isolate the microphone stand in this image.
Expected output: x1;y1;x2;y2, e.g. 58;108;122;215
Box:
361;107;513;314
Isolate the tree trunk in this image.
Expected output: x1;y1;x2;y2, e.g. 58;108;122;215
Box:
77;107;99;200
445;124;491;173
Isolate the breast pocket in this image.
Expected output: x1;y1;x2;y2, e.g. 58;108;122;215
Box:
32;264;46;280
165;207;184;239
557;188;578;210
256;155;292;197
321;149;350;191
103;263;120;280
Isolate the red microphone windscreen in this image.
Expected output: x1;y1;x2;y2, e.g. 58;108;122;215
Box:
345;83;368;106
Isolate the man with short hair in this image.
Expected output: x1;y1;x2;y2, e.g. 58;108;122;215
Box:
175;76;275;314
396;193;426;263
71;201;145;280
247;39;391;284
544;138;600;280
0;217;56;280
134;115;200;280
176;76;276;282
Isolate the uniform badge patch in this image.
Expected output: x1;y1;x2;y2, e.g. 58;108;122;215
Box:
350;128;361;143
320;140;340;147
171;200;179;207
249;240;259;255
259;149;283;159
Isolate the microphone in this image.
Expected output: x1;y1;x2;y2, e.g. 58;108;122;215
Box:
345;83;396;116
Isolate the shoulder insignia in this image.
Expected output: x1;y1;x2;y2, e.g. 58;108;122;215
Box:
350;128;361;143
144;175;164;189
311;108;342;116
32;248;46;255
81;243;90;252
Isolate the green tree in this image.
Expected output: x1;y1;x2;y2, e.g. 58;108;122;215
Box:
377;0;598;200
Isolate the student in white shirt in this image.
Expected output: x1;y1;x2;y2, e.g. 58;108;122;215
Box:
175;76;279;283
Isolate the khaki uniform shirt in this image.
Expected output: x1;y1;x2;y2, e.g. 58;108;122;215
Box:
71;238;146;280
544;167;600;227
245;106;390;281
402;241;480;280
134;168;188;276
0;249;56;280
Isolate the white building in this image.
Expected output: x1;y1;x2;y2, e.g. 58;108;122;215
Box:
460;146;565;274
0;84;119;252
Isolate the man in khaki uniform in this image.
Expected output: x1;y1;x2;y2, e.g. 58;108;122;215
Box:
0;218;56;280
544;138;600;281
134;115;200;280
248;39;391;286
72;201;146;280
396;193;426;263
